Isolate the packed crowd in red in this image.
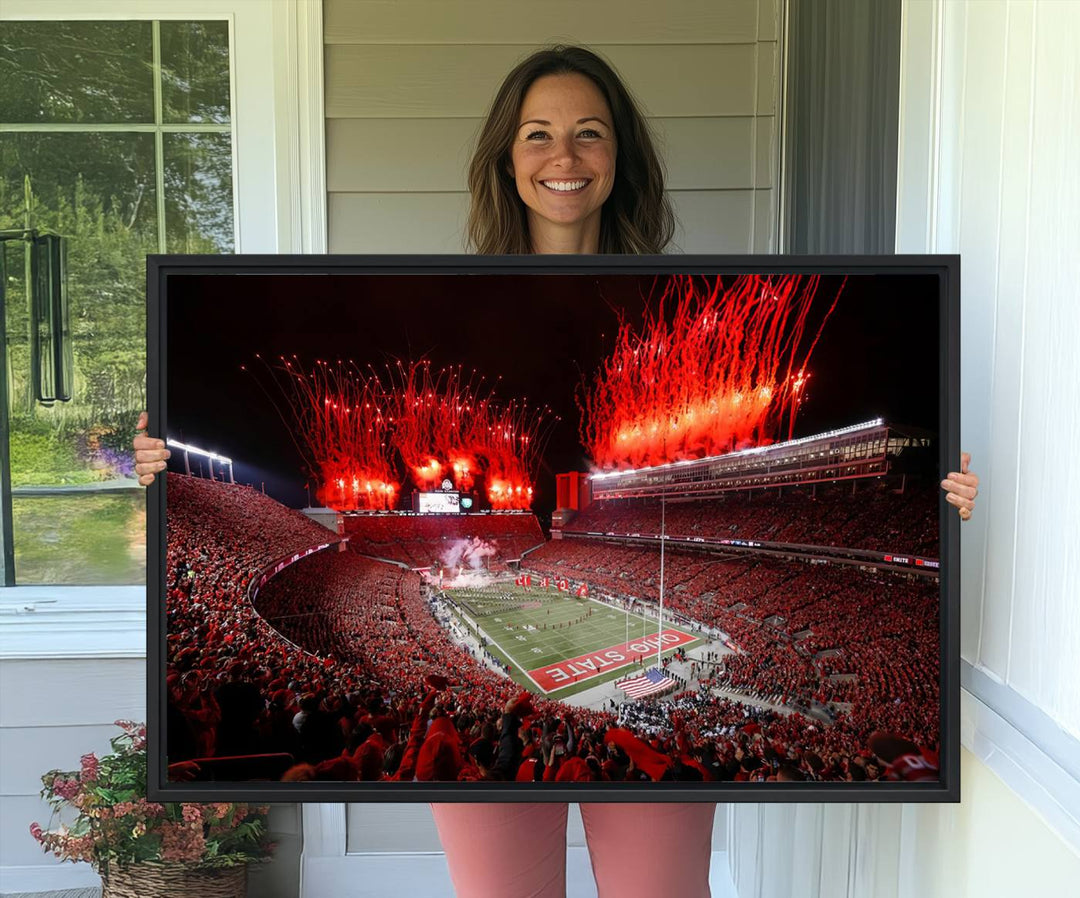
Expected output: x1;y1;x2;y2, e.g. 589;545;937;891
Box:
567;481;938;558
164;474;939;785
343;513;544;571
166;476;609;778
523;537;939;748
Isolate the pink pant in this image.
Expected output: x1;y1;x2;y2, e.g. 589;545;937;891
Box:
431;802;715;898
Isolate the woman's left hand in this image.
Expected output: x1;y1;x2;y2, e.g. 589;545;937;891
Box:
941;452;979;520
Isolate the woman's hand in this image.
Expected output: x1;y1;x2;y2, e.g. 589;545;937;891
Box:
941;452;979;521
133;410;170;486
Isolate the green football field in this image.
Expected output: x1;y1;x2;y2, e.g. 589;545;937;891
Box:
442;582;704;699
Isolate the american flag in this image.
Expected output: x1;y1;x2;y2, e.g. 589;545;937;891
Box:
617;667;675;699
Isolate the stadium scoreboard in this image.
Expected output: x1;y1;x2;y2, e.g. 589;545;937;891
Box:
415;490;460;514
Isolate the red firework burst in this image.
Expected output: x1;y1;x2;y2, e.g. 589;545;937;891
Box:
466;397;554;510
247;355;400;511
381;360;486;492
380;361;556;509
579;274;843;469
248;356;556;512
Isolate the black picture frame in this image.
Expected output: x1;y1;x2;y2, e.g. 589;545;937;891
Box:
147;253;960;803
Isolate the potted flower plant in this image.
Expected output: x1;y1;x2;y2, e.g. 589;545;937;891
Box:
30;720;274;897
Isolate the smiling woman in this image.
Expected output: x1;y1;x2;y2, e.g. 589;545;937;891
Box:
509;73;617;252
466;45;674;255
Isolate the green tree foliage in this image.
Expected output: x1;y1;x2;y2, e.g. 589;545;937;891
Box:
0;22;155;124
1;155;154;479
1;19;233;485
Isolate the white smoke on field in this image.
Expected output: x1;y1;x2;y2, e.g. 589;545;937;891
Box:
442;536;498;570
430;569;500;589
422;537;501;589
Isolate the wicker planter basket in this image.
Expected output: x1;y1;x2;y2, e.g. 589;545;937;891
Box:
101;862;247;898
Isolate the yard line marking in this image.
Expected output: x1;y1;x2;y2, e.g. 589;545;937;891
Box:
482;629;548;692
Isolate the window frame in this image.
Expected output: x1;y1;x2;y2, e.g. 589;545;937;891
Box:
0;0;326;649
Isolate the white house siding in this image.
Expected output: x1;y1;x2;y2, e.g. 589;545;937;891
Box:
324;0;782;254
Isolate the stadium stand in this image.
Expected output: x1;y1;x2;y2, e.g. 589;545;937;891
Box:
343;513;544;570
164;467;940;785
523;537;939;747
564;482;938;558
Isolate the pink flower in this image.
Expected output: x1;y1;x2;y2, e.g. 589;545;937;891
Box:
181;805;203;824
52;778;80;801
160;821;206;863
46;830;94;863
138;799;166;818
29;822;43;842
80;753;99;782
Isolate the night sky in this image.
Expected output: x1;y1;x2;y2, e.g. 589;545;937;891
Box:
164;271;940;523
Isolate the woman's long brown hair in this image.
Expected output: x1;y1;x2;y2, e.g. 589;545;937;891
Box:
466;46;675;255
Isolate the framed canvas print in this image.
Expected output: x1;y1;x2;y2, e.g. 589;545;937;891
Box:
147;254;960;802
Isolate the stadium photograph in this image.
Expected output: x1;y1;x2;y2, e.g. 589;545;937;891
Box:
159;267;944;791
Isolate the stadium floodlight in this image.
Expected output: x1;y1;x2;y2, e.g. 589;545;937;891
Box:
166;438;232;464
167;438;234;483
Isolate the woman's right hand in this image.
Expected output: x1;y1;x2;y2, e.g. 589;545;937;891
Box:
133;410;170;486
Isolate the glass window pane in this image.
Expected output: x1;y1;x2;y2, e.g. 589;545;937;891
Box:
0;133;159;241
1;131;157;436
2;131;156;585
12;492;146;585
0;21;154;124
160;21;232;124
164;132;235;252
0;20;234;587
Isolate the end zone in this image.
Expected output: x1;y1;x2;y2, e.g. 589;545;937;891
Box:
528;629;697;692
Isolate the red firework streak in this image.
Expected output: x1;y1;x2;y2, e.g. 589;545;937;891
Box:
468;397;552;509
384;360;485;492
246;355;400;510
249;356;557;512
381;360;557;508
580;274;844;469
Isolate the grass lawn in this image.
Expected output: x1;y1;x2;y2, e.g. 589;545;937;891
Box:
444;582;703;699
12;492;146;584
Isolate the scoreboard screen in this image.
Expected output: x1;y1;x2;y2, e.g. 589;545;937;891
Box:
418;491;460;514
